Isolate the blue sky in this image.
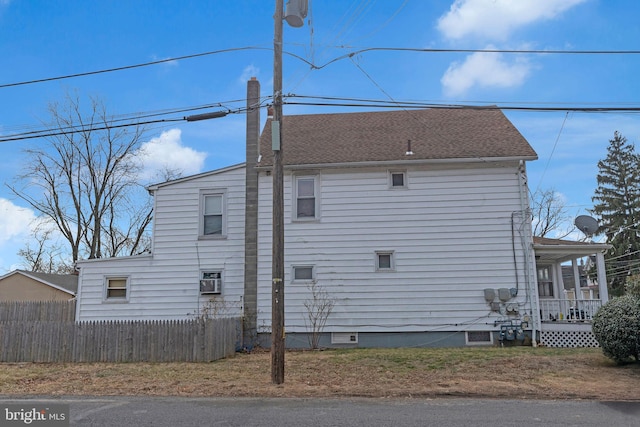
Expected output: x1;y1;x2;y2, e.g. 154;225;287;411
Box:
1;0;640;273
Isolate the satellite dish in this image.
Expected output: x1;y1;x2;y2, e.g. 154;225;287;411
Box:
284;0;308;27
575;215;599;236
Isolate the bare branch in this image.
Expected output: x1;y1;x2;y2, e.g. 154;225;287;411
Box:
531;188;576;239
9;92;154;263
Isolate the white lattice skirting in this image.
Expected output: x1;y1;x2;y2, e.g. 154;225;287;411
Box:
540;330;600;348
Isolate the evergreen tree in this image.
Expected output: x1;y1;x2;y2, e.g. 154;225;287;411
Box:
592;131;640;296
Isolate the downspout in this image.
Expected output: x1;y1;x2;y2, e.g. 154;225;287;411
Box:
74;265;82;321
517;160;539;346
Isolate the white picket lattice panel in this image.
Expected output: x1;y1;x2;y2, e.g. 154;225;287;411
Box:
540;330;599;348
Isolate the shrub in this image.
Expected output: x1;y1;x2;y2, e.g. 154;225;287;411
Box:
592;294;640;364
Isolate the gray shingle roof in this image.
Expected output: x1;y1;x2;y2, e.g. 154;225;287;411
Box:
18;270;78;294
258;108;537;167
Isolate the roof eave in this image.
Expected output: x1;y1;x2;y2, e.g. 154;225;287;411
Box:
146;163;246;191
256;155;538;171
533;243;611;253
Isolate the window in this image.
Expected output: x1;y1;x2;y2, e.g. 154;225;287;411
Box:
295;176;318;219
389;171;407;188
376;251;395;271
204;194;223;235
106;277;128;300
293;265;314;282
537;266;554;297
201;191;225;237
466;331;493;345
200;271;222;294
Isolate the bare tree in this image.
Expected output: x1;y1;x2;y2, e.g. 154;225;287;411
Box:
17;222;73;273
9;93;152;263
303;281;336;350
531;187;575;239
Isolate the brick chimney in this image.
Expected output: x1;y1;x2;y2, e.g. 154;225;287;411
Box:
243;77;260;349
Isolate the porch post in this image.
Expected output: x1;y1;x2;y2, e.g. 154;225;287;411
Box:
571;259;581;300
554;263;565;319
554;263;564;298
596;252;609;303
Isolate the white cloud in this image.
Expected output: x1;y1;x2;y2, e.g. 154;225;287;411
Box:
238;65;260;85
0;198;35;245
441;50;531;96
437;0;587;41
136;129;207;181
0;216;44;275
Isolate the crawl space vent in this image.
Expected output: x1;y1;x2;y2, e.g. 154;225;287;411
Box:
331;332;358;344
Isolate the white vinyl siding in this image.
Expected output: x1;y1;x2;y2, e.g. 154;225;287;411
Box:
76;165;246;321
76;161;535;331
257;162;532;333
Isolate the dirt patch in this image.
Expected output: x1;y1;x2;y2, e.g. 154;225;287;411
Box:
1;347;638;400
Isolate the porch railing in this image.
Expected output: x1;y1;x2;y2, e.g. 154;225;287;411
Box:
539;299;602;322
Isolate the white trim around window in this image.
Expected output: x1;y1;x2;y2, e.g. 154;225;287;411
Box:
293;174;320;221
292;265;315;283
465;331;494;346
104;276;129;302
388;170;407;189
199;189;227;239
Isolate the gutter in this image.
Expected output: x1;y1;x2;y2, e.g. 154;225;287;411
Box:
256;155;538;171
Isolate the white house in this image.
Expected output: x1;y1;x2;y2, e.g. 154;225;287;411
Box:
75;79;611;348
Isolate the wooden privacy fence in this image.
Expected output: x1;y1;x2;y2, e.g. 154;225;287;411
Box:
0;317;240;363
0;300;76;322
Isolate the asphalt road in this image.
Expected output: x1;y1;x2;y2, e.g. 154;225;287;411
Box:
1;397;639;427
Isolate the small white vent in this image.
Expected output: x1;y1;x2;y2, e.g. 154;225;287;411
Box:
200;279;221;294
331;332;358;344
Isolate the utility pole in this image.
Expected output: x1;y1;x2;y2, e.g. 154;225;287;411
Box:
271;0;307;386
271;0;285;385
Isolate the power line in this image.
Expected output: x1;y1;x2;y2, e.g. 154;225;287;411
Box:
0;96;273;143
3;46;640;90
283;95;640;112
310;47;640;71
4;104;224;140
0;104;267;143
4;93;640;143
0;47;267;89
534;112;570;194
0;117;183;143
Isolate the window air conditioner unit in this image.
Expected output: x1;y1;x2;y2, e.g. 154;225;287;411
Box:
199;279;221;294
